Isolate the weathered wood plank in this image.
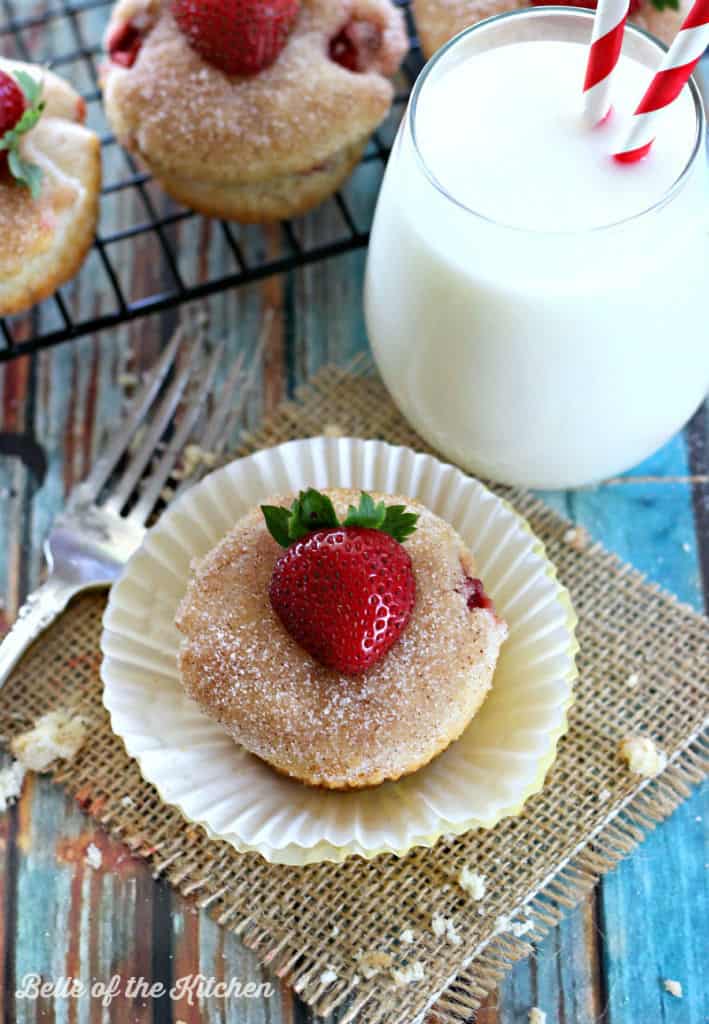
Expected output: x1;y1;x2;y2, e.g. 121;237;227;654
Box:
569;427;708;1024
0;5;707;1024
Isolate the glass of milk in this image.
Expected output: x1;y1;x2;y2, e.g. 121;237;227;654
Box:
365;9;709;489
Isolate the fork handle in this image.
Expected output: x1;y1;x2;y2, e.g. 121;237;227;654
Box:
0;578;77;690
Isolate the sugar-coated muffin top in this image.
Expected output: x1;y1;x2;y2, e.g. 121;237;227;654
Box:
176;489;507;788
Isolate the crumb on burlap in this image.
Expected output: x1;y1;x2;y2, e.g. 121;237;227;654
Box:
663;979;683;998
391;961;425;987
399;928;415;944
357;951;392;980
529;1008;546;1024
331;925;340;938
496;914;534;938
563;525;590;552
619;735;667;778
458;865;486;901
85;843;102;870
323;422;345;438
598;787;612;802
626;672;640;688
11;710;87;772
121;795;135;808
431;912;462;946
319;968;338;987
0;761;26;811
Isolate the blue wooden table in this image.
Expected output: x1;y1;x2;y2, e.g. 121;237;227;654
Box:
0;5;707;1020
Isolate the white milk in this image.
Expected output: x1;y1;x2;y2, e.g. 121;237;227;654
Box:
365;10;709;488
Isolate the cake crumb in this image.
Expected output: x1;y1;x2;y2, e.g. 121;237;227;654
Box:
331;925;340;938
431;912;462;946
319;968;338;987
626;672;640;688
529;1008;546;1024
323;422;345;438
598;787;612;803
85;843;102;870
0;761;26;811
121;795;135;808
391;961;425;987
563;525;590;551
458;865;486;901
11;711;87;772
496;914;534;938
663;979;683;999
357;951;392;980
619;735;667;778
399;928;415;944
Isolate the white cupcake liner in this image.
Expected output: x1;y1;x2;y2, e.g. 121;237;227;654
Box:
101;438;577;865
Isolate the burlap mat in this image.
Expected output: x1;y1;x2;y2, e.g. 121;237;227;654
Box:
2;361;707;1024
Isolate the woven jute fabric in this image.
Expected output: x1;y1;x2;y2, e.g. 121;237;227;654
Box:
2;362;707;1024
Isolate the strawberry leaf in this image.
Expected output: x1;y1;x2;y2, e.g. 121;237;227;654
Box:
14;70;42;107
343;492;386;530
261;505;292;548
288;489;339;541
7;149;42;199
261;489;418;547
1;73;45;199
380;505;419;543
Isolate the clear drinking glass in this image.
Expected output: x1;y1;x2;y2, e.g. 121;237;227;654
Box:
364;9;709;489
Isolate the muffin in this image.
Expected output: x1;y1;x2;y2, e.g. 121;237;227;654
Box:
176;488;507;789
0;60;100;316
413;0;691;60
101;0;408;222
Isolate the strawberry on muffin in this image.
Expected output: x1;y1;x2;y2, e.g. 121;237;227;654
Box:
0;60;101;316
101;0;408;222
176;489;507;789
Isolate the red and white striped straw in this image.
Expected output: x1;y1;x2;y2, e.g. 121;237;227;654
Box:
583;0;630;125
615;0;709;162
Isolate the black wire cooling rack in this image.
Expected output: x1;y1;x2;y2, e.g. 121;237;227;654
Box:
0;0;422;362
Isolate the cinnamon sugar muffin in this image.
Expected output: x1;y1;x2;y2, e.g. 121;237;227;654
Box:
176;489;507;789
0;60;100;316
101;0;408;222
413;0;690;60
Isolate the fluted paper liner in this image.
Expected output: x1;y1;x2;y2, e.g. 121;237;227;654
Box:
101;438;577;864
1;363;706;1024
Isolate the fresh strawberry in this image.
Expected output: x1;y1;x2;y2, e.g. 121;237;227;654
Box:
263;490;418;674
0;73;26;140
171;0;300;77
0;70;45;197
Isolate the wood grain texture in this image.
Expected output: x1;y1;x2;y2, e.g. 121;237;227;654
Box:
0;5;707;1022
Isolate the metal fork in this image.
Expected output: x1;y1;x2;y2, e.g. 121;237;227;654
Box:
0;324;260;688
